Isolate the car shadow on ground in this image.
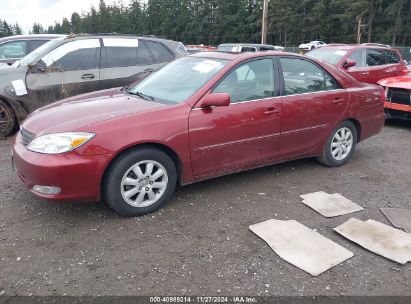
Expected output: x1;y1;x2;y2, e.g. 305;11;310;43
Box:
37;157;319;221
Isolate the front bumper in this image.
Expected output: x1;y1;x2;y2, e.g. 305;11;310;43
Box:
12;132;112;202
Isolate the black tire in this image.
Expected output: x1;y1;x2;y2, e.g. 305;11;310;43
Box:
311;45;315;50
317;121;358;167
0;99;16;137
103;147;177;217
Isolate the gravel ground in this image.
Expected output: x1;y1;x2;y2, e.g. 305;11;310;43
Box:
0;121;410;296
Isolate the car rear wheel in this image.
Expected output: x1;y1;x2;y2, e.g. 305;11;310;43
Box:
317;121;357;167
0;99;16;137
103;147;177;217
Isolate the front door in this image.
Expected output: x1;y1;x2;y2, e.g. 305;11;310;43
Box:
25;39;101;112
278;57;349;157
189;58;282;178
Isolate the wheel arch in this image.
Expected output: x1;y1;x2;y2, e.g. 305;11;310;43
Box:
100;142;183;200
346;118;362;142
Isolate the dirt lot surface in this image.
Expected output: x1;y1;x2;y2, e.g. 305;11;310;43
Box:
0;121;410;296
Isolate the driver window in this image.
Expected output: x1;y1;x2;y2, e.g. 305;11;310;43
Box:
213;58;274;103
41;39;100;71
347;49;365;68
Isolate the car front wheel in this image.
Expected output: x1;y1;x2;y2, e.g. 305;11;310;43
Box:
104;147;177;216
317;121;357;167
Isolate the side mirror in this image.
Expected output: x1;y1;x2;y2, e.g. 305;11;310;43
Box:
344;59;356;69
200;93;230;108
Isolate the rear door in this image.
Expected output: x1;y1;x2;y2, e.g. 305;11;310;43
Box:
278;56;349;157
25;39;101;111
99;38;162;90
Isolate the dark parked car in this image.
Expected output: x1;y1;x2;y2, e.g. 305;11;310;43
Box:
306;43;408;84
12;51;385;216
0;34;187;136
0;34;63;66
217;43;284;52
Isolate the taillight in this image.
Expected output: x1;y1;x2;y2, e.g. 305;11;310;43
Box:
401;66;409;75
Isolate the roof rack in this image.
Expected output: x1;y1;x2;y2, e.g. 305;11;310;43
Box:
360;43;391;48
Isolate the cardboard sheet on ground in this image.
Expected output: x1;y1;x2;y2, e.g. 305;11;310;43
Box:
381;208;411;233
334;218;411;264
300;191;363;217
249;219;353;276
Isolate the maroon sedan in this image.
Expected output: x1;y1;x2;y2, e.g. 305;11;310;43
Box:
12;51;385;216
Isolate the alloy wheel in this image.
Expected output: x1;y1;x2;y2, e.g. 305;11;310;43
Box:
330;127;353;161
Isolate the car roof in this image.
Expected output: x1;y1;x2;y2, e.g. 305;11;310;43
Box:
0;34;64;43
218;43;275;48
191;50;298;61
63;33;178;43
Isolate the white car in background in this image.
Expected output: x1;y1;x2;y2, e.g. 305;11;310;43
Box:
299;40;326;51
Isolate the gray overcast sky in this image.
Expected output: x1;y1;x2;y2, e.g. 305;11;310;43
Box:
0;0;131;34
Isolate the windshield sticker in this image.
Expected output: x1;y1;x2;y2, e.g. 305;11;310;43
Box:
335;50;347;56
42;39;100;66
11;79;28;96
192;60;222;74
103;38;139;47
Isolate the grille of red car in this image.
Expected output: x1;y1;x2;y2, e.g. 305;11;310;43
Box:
387;88;411;106
21;128;35;146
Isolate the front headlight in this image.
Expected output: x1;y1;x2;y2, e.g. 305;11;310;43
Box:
27;132;95;154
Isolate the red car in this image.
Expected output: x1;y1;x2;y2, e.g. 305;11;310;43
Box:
378;75;411;120
306;43;408;84
12;51;385;216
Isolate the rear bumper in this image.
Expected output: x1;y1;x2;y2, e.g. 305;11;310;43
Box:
384;101;411;120
12;132;112;202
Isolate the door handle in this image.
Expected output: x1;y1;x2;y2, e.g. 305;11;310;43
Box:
144;68;155;73
264;107;280;115
361;72;369;75
81;73;95;80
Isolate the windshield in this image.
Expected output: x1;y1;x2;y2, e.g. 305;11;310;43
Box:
306;48;348;64
129;57;228;104
14;37;65;67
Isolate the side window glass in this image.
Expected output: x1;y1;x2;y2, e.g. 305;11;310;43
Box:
280;57;340;95
348;49;365;68
384;50;400;64
213;58;275;103
42;39;100;70
0;41;27;59
145;41;174;63
367;49;385;66
30;40;48;52
103;38;154;67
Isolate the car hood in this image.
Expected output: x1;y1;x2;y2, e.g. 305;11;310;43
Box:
378;76;411;89
299;43;310;48
23;88;167;135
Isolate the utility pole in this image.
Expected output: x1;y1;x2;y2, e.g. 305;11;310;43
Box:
261;0;269;44
356;15;362;44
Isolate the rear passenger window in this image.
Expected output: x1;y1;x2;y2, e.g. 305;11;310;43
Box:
145;41;174;63
104;38;154;67
30;40;48;52
366;49;385;66
384;50;400;64
280;57;341;95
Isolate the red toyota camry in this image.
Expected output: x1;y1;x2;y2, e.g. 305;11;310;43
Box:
12;51;385;216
